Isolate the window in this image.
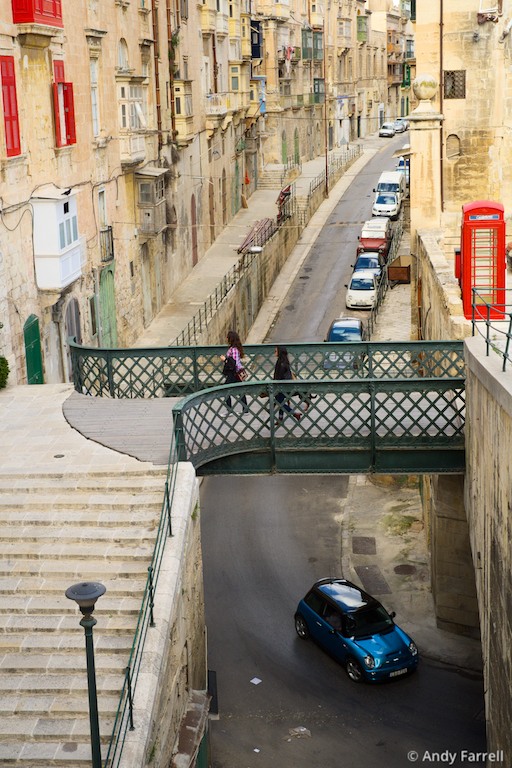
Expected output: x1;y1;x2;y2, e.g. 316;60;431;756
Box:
313;78;325;103
313;31;323;61
90;58;100;137
444;70;466;99
59;199;79;249
118;39;129;70
302;28;312;60
119;83;147;129
230;65;239;91
0;56;21;157
11;0;63;27
52;61;76;146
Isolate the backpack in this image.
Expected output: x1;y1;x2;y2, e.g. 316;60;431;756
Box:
223;356;236;376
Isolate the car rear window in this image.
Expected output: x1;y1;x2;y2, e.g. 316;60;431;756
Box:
328;327;362;342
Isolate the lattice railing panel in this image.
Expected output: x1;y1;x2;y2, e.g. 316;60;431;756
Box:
71;341;465;398
173;379;466;470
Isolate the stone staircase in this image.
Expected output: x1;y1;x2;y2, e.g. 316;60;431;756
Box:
0;468;167;767
257;163;299;190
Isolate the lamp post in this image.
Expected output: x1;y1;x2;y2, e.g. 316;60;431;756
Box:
65;581;106;768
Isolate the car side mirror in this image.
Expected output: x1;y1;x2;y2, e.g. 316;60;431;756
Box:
389;611;396;619
344;284;348;289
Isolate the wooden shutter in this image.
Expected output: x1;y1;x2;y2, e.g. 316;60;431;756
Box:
0;56;21;157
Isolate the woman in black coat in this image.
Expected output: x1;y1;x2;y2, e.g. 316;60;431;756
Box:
273;346;301;421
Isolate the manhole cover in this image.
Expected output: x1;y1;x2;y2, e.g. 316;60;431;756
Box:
394;564;417;575
352;536;376;555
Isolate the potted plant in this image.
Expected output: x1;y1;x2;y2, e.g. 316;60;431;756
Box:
0;321;8;389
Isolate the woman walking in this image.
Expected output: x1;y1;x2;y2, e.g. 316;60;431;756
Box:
273;346;301;422
220;330;249;413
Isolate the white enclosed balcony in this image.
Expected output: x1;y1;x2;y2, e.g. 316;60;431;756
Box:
31;187;86;291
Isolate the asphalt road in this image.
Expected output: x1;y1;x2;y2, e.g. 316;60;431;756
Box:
201;136;486;768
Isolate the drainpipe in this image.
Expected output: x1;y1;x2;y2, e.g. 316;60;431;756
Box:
212;33;218;93
151;1;162;150
166;0;176;139
439;0;444;212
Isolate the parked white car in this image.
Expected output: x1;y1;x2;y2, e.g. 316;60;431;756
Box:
372;192;401;220
345;270;379;310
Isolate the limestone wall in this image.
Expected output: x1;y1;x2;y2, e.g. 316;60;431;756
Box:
118;463;208;768
464;335;512;758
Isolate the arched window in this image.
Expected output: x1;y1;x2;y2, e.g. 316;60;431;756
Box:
446;133;461;160
118;39;129;71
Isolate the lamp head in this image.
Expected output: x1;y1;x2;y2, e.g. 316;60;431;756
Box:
65;582;106;616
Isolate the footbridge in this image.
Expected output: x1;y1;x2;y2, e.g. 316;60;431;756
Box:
71;340;466;474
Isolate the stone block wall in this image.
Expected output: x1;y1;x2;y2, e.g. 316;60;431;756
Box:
118;463;208;768
465;336;512;758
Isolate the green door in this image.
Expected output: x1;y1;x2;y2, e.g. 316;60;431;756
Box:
281;130;288;164
294;127;300;165
99;265;118;348
24;314;44;384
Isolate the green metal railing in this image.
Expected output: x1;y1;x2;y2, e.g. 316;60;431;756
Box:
471;287;512;372
172;377;466;475
70;340;465;399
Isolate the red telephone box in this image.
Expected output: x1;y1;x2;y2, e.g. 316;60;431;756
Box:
459;201;506;320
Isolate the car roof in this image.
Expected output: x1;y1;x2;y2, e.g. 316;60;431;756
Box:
350;269;376;280
363;217;389;228
314;578;377;612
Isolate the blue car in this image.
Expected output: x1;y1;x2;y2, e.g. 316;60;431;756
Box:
294;578;419;683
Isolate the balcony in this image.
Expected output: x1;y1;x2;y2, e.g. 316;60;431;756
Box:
228;17;240;38
216;11;229;37
120;133;146;166
139;199;167;235
12;0;63;27
99;226;114;263
175;81;194;145
200;3;216;35
31;189;86;291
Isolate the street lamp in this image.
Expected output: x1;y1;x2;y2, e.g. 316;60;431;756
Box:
65;581;106;768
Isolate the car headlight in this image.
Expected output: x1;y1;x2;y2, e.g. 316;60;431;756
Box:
363;654;375;669
409;641;418;656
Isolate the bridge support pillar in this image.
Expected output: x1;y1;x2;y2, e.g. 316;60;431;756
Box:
426;474;480;638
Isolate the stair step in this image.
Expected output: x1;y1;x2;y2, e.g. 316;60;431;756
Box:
0;526;158;543
0;543;155;560
0;559;153;578
0;509;162;526
0;739;105;765
0;693;120;716
0;576;146;597
0;652;128;674
0;715;116;741
0;633;133;653
0;594;142;615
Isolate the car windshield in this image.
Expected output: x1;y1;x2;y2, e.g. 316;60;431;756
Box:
350;277;374;291
376;195;397;205
329;328;362;342
345;605;394;638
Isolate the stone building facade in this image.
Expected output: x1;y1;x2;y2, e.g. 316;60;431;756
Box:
0;0;410;387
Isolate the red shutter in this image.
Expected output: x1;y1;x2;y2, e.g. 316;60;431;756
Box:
52;81;64;147
63;82;76;145
53;59;65;83
0;56;21;157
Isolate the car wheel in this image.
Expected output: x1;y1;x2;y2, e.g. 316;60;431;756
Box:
294;614;310;639
346;657;365;683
